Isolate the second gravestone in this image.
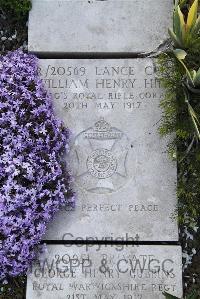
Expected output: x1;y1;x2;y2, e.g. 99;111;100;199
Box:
27;245;183;299
28;0;173;55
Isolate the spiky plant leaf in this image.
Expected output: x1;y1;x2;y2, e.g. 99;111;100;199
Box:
187;0;198;30
191;15;200;34
173;50;194;85
178;6;186;41
191;70;197;80
187;102;200;140
193;68;200;86
173;5;185;42
178;0;188;8
169;28;183;47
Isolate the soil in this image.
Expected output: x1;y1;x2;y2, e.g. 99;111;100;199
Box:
181;222;200;297
0;7;28;55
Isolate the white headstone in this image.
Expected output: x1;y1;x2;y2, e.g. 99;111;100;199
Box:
27;1;183;296
38;58;178;241
26;244;183;299
28;0;173;55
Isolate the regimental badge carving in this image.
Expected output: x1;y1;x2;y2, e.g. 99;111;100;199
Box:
70;118;131;194
87;149;117;179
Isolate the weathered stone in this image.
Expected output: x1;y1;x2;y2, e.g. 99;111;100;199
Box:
28;0;173;55
26;244;183;299
39;58;178;241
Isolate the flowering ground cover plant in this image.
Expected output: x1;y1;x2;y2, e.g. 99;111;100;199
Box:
0;50;75;280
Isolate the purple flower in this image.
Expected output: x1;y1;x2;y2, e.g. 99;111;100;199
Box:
0;50;75;280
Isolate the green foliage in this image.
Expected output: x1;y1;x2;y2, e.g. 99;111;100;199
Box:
163;293;180;299
172;49;200;139
163;289;199;298
0;0;31;21
158;55;200;228
158;0;200;227
169;0;200;49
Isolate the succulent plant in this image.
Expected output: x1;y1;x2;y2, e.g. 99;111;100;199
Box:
173;48;200;140
169;0;200;49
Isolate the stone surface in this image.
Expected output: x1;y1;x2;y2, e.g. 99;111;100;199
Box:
28;0;173;55
39;58;178;241
26;245;183;298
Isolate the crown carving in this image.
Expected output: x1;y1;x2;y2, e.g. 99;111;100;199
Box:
94;118;111;132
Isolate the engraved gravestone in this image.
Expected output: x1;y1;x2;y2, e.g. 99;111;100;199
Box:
27;0;183;298
28;0;173;55
38;58;178;241
26;245;183;299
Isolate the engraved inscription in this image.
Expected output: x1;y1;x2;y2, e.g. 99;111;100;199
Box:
39;59;178;242
26;245;183;299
